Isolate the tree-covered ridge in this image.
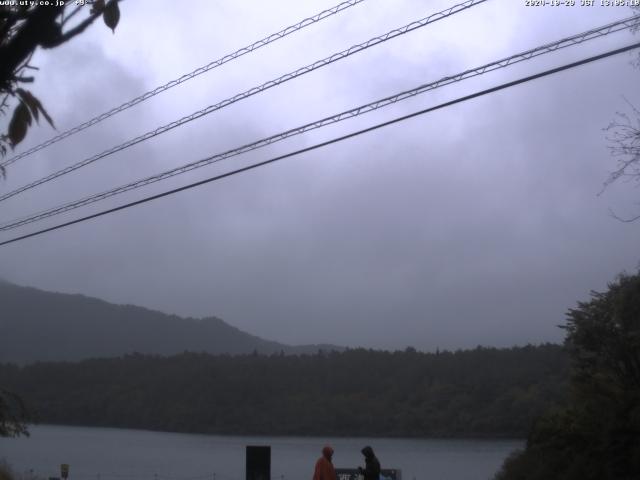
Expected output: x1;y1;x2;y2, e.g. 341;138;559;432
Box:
0;344;566;438
0;281;341;363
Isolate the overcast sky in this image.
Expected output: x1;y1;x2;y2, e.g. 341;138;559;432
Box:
0;0;639;351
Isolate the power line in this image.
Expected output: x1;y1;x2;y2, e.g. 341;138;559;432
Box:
0;0;366;169
0;0;488;204
1;14;638;232
1;41;638;248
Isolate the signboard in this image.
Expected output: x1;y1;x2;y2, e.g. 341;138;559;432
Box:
335;468;401;480
60;465;69;480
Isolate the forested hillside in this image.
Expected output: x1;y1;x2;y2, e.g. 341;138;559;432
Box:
0;344;567;437
0;281;340;362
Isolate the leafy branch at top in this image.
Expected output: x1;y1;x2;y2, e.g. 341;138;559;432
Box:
0;0;122;177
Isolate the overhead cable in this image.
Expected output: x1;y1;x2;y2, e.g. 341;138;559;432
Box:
1;14;638;231
0;0;488;203
0;0;367;168
1;41;639;247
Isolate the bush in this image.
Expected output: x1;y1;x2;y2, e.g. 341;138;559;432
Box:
494;272;640;480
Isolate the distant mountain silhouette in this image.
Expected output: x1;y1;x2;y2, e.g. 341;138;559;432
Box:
0;281;342;363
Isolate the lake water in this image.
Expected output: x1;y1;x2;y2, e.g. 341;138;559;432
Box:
0;425;521;480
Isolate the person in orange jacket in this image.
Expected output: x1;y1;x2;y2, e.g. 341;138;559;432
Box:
313;445;337;480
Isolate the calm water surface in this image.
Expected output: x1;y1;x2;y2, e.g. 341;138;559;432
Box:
0;425;521;480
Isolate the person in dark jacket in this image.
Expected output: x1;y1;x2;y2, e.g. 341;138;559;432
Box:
358;446;380;480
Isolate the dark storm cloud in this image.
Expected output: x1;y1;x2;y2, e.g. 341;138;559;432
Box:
1;0;639;350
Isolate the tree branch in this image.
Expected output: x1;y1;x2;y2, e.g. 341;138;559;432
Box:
60;5;83;27
49;8;104;48
52;0;123;48
608;207;640;223
0;6;62;89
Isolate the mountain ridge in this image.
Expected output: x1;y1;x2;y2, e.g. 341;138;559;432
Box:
0;281;343;363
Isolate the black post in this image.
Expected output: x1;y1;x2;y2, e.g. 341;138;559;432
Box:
246;445;271;480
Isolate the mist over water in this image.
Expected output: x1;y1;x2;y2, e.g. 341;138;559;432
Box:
1;425;521;480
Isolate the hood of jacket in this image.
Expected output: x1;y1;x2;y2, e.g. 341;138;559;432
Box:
361;446;375;458
322;445;334;460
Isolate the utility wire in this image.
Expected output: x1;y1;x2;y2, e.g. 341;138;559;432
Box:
1;41;638;248
1;14;638;231
0;0;366;169
0;0;487;204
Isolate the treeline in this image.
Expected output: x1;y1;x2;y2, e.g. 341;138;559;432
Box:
0;344;567;438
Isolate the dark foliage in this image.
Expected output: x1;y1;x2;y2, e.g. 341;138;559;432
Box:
0;1;122;163
0;388;29;437
495;273;640;480
0;344;567;438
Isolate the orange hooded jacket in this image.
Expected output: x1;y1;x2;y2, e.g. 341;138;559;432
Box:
313;446;337;480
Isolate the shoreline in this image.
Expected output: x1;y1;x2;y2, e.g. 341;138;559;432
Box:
18;422;526;442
